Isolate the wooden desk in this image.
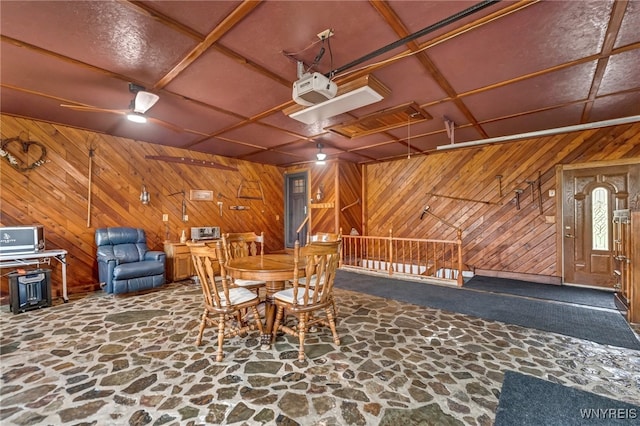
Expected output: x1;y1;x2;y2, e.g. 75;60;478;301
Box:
225;254;304;348
0;249;69;302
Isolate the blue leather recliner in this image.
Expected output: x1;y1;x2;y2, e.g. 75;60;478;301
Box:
95;227;166;294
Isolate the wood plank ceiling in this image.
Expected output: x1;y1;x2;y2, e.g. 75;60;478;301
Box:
1;0;639;167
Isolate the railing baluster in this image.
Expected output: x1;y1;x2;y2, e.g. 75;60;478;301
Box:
341;231;463;285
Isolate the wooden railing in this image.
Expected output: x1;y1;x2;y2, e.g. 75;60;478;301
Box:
340;229;464;286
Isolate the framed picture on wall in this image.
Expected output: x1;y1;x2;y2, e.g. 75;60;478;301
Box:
189;189;214;201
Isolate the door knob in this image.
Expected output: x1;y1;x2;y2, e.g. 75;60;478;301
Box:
565;233;574;238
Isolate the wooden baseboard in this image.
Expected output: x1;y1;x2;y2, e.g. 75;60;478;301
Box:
474;269;562;285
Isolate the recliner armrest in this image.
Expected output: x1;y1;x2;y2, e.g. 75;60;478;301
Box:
97;253;119;265
144;251;166;263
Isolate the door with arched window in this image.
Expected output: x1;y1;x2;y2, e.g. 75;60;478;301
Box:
562;162;639;288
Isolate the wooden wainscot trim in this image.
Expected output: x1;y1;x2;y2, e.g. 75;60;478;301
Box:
474;269;562;285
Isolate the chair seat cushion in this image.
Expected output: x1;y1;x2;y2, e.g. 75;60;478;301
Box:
113;261;164;280
234;278;266;287
221;287;259;307
274;288;316;305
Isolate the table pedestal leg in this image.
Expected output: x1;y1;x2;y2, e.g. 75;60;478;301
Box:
261;280;285;349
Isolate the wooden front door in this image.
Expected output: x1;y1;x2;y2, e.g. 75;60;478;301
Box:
562;162;639;288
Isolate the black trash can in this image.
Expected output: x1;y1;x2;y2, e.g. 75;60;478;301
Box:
8;269;52;314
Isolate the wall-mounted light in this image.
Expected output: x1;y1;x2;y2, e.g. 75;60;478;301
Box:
140;184;150;205
316;143;327;165
315;184;324;202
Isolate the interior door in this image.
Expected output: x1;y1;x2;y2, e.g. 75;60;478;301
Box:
285;171;308;248
562;163;638;288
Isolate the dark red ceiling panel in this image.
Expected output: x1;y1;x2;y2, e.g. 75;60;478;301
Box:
0;87;123;133
110;120;201;149
480;104;586;138
218;1;400;79
615;0;640;48
351;60;447;117
598;50;640;96
150;96;242;136
463;61;597;122
166;48;291;117
218;123;299;149
427;1;612;93
351;141;414;160
189;137;261;158
1;1;197;85
590;92;640;122
139;0;242;36
0;41;132;108
241;150;305;166
1;1;638;166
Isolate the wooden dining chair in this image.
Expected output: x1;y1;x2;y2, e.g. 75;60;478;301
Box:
307;231;341;243
189;241;263;362
222;232;266;295
303;231;342;318
271;240;341;361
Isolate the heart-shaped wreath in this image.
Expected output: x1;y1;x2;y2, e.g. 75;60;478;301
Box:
0;137;48;172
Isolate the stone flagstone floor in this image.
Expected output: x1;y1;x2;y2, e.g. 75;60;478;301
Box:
1;279;639;425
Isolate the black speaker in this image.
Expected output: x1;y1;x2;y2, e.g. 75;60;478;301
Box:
8;269;52;314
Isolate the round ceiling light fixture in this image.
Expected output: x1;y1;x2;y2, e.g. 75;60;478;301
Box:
316;143;327;164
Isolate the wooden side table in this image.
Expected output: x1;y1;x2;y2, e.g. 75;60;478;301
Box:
164;242;194;282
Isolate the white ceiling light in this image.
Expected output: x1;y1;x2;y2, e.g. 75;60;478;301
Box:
132;91;159;114
126;85;159;124
126;112;148;123
286;74;390;125
315;143;327;164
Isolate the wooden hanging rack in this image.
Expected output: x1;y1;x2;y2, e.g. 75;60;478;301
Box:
145;155;237;171
426;192;500;205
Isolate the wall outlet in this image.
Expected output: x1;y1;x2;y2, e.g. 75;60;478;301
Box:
162;214;169;222
183;215;188;222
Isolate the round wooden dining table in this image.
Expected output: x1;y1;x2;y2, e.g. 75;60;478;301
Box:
225;253;305;349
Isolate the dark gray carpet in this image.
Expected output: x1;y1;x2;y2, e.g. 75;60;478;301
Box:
495;371;640;425
334;270;640;350
465;275;616;309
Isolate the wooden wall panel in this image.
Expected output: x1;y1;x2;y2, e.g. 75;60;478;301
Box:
3;114;637;297
365;123;640;279
0;115;284;297
286;161;363;237
338;162;362;235
311;163;337;235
